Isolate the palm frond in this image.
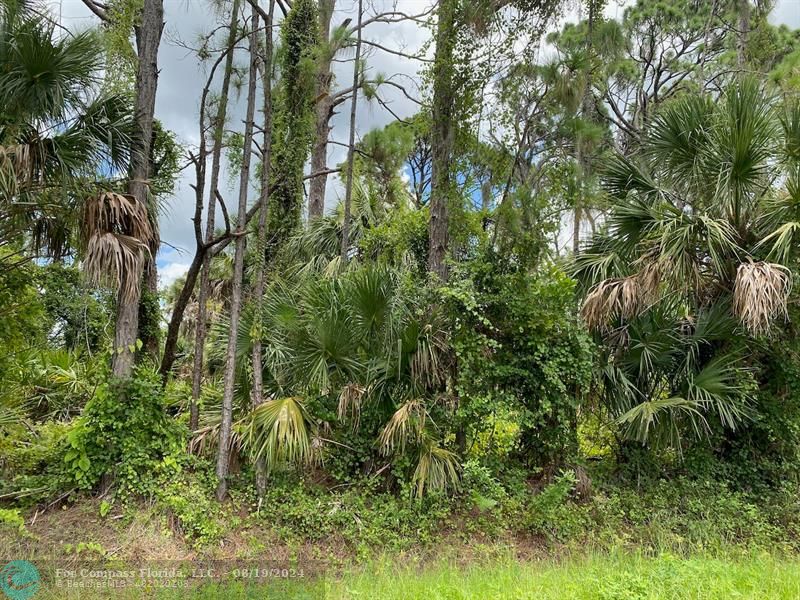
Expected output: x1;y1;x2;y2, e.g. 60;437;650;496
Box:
755;221;800;264
733;261;792;336
412;442;461;498
580;276;642;331
617;396;708;445
81;191;152;244
378;398;426;455
685;355;752;431
244;396;315;472
82;232;147;303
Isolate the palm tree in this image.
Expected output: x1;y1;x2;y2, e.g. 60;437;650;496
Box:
574;78;800;446
200;263;460;497
0;0;134;260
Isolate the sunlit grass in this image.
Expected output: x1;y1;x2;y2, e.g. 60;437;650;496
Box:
34;552;800;599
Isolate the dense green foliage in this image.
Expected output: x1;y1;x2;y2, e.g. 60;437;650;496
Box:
3;1;800;595
265;0;319;257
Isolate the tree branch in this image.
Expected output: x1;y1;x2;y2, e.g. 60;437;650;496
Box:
361;39;432;63
80;0;109;22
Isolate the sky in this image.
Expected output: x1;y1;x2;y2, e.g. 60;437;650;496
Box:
49;0;800;289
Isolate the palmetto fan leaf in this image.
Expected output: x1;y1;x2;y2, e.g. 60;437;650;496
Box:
707;79;778;224
412;441;461;498
617;396;707;447
646;94;714;188
0;10;101;123
603;153;662;202
378;398;427;455
755;220;800;265
685;354;751;431
244;396;315;472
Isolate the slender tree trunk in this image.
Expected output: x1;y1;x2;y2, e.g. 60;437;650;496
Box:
216;6;260;501
340;0;362;264
572;202;581;254
573;0;595;256
112;0;164;379
191;0;241;429
160;199;263;381
307;0;336;220
251;0;275;499
736;0;749;70
427;0;457;282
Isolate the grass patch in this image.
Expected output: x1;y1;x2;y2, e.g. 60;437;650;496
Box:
26;552;800;599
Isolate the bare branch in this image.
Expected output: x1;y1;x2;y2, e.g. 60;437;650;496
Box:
80;0;109;22
304;168;341;181
361;39;432;63
349;8;434;33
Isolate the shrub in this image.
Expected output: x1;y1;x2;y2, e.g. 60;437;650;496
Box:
445;254;594;468
63;366;186;497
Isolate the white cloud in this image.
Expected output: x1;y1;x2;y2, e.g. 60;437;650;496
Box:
159;261;191;290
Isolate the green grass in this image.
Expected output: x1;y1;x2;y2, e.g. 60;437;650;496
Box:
326;554;800;599
30;552;800;599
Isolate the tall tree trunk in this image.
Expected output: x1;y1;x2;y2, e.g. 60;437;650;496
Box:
112;0;164;379
427;0;457;282
307;0;336;220
736;0;749;69
573;0;595;256
340;0;362;264
216;5;259;501
251;0;275;499
190;0;241;429
159;16;259;383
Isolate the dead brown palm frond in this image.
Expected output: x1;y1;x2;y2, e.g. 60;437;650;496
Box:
80;191;153;301
733;261;792;336
378;399;427;455
188;420;243;456
337;383;365;430
81;191;153;243
0;143;41;195
581;276;643;331
634;253;666;303
82;232;147;302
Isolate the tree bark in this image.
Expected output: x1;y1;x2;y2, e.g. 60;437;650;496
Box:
573;0;595;256
427;0;457;282
340;0;362;264
190;0;241;429
307;0;336;220
251;0;275;499
736;0;749;70
112;0;164;379
216;5;260;501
